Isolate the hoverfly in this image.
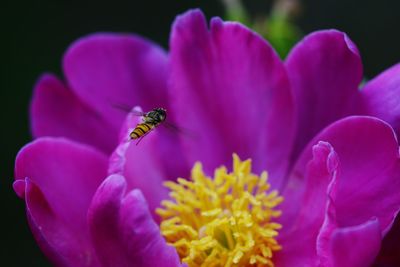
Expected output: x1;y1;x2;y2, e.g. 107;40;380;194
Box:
113;104;192;145
129;108;167;144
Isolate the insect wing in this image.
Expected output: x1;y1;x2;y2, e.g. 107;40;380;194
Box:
111;103;146;117
163;121;197;139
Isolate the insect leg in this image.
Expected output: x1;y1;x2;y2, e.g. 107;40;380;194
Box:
135;128;154;145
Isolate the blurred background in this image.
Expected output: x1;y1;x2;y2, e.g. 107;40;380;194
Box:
2;0;399;266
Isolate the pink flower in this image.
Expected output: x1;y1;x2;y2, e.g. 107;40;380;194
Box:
14;9;400;267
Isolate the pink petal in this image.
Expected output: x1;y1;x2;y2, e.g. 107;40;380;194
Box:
31;74;117;154
323;218;381;267
286;30;363;161
286;116;400;234
374;214;400;266
88;175;181;267
319;117;400;234
14;138;108;266
109;106;189;221
276;142;338;266
361;63;400;137
63;33;169;139
87;174;130;266
316;183;382;267
119;187;181;267
13;179;25;198
169;9;295;187
117;139;171;219
24;179;100;267
279;116;400;265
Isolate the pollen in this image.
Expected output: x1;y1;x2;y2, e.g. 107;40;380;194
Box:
156;154;283;267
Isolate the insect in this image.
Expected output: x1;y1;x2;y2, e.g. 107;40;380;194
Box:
129;108;167;144
112;103;195;144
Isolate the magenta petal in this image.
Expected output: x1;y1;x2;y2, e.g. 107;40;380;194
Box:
63;33;169;136
276;142;338;266
279;116;400;266
24;178;100;267
14;137;108;248
13;179;25;198
374;214;400;266
109;108;188;220
110;137;170;220
119;188;181;267
169;9;294;187
315;117;400;234
88;175;181;267
325;218;381;267
31;74;117;154
286;30;363;160
317;203;382;267
285;116;400;235
88;174;130;267
361;63;400;137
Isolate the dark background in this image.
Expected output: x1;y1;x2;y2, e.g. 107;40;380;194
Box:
2;0;399;266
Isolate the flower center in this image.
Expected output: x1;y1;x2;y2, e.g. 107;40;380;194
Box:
156;154;283;266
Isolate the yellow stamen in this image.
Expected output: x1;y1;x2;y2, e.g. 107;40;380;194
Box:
156;154;283;267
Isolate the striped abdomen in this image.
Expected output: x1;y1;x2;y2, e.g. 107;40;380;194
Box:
130;123;155;139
